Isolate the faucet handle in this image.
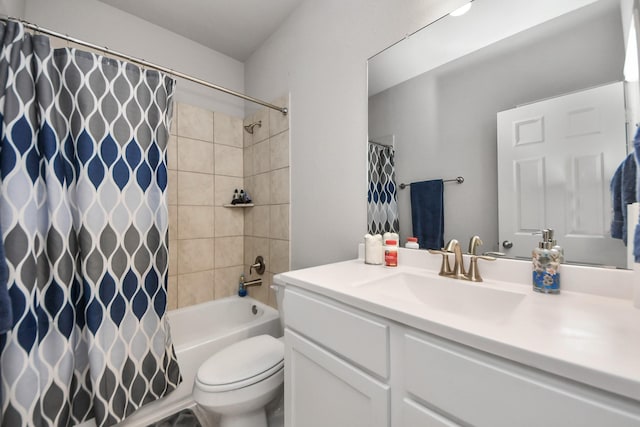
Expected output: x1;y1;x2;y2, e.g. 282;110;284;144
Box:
428;249;453;276
249;255;265;275
430;240;461;276
465;254;496;282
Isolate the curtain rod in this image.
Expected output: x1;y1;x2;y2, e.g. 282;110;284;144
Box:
0;16;288;115
368;140;393;148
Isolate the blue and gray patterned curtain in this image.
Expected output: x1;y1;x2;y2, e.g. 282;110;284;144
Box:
0;22;181;426
367;143;399;234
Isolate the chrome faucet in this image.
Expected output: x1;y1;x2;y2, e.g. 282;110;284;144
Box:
429;236;495;282
238;274;262;296
240;255;265;294
243;278;262;288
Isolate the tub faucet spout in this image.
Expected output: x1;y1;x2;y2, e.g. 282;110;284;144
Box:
244;278;262;288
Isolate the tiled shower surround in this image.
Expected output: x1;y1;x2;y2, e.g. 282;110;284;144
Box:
167;98;290;309
243;96;290;307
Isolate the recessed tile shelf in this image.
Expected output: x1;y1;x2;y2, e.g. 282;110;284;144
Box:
223;204;254;208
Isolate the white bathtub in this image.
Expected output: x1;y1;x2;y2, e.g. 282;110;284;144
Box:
114;296;281;426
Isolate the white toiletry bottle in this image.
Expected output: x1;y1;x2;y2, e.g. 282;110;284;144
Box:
384;239;398;267
405;237;419;249
383;232;399;246
364;234;383;265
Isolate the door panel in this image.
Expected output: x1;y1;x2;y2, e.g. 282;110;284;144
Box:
497;82;627;267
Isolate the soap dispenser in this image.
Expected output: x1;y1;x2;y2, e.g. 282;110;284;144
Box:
238;273;247;297
532;229;561;294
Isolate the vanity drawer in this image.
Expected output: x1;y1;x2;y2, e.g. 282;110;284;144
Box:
403;332;640;427
402;398;460;427
284;288;389;378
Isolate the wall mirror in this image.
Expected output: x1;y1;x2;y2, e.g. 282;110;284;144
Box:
368;0;639;269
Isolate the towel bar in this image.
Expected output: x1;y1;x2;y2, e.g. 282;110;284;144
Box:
399;176;464;190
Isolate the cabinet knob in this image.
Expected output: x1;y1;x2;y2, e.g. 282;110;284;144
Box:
502;240;513;249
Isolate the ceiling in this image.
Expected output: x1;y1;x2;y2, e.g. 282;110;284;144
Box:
98;0;304;62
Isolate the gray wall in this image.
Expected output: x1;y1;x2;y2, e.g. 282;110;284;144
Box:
0;0;24;17
244;0;469;269
19;0;245;117
369;3;624;251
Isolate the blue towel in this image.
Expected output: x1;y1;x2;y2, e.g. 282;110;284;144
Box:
410;179;444;250
621;153;637;245
611;162;624;239
0;216;12;334
634;128;640;262
611;153;638;245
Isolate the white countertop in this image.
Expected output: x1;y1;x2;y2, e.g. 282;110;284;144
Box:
275;250;640;402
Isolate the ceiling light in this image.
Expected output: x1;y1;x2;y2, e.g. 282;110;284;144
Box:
449;2;472;17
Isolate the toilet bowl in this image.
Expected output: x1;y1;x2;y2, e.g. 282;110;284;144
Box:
193;334;284;427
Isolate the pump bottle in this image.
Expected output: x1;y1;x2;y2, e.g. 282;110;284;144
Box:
532;229;561;294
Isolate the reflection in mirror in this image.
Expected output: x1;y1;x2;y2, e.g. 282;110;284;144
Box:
368;0;639;269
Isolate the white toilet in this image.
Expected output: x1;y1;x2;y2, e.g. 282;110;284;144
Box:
193;286;285;427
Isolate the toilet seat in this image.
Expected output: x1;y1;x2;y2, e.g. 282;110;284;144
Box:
196;335;284;393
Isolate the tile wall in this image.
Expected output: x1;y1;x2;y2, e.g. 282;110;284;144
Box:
166;98;290;310
167;103;245;309
243;96;291;308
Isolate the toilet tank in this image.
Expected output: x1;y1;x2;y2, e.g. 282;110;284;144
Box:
272;276;286;333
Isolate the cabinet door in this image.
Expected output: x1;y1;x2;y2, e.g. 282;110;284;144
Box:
285;329;390;427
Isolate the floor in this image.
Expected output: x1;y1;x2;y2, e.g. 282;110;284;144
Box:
150;408;203;427
149;396;284;427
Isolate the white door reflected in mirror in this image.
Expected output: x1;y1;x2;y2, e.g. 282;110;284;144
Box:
497;82;627;268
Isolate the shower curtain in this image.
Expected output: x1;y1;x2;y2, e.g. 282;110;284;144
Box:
367;143;399;234
0;21;181;426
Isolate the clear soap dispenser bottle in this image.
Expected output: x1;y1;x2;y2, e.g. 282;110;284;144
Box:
532;229;561;294
238;273;247;297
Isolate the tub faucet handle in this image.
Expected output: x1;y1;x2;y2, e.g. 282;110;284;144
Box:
250;256;265;275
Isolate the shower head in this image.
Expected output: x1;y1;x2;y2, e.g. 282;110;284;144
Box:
243;120;262;134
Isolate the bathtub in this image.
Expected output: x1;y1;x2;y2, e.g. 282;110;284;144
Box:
100;296;281;426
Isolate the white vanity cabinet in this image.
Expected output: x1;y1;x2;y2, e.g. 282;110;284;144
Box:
283;286;640;427
400;330;640;427
283;288;390;427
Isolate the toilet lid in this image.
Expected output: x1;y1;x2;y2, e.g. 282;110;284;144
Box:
197;335;284;388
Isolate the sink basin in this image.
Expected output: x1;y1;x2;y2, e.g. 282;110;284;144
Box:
356;272;525;322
